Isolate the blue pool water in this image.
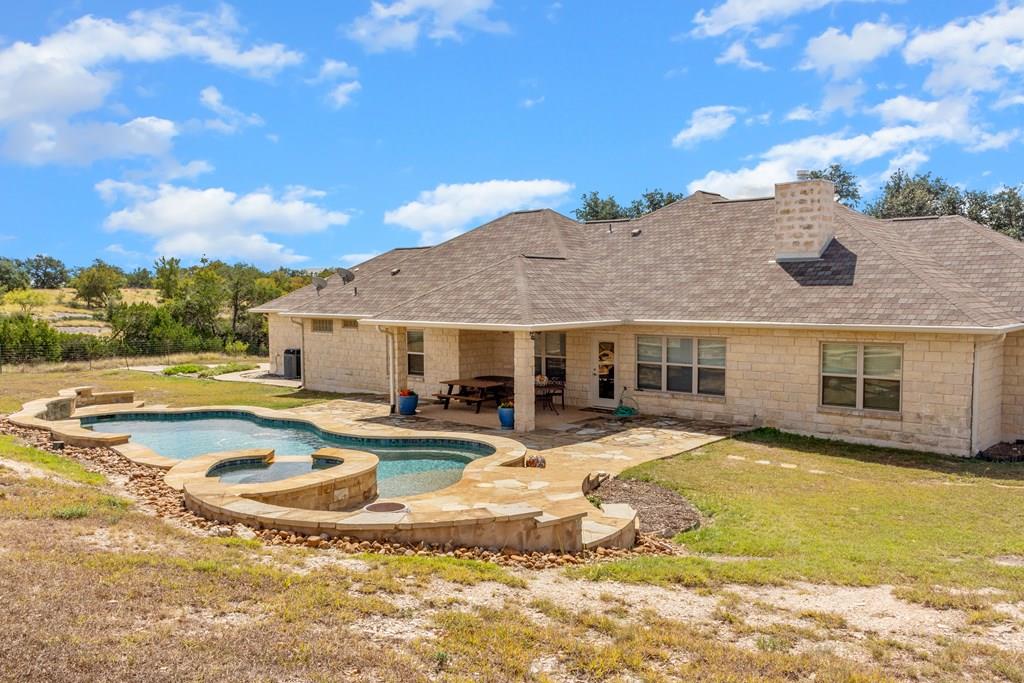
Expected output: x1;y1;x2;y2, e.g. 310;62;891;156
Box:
82;412;492;497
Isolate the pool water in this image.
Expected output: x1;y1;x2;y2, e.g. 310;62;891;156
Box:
83;412;491;497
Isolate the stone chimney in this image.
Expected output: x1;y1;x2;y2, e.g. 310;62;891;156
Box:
773;178;835;261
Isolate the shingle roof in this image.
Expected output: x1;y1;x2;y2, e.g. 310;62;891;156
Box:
254;194;1024;331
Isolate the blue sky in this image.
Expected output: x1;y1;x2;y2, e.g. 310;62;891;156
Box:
1;1;1022;270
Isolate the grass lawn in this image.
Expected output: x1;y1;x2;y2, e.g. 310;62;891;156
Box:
0;367;344;414
575;429;1024;605
2;418;1024;679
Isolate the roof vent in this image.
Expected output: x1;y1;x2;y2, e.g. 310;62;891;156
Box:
630;228;642;237
353;286;358;296
390;268;401;276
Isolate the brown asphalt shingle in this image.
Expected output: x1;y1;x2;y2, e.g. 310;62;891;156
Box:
254;193;1024;330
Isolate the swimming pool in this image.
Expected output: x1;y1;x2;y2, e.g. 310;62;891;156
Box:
82;411;493;497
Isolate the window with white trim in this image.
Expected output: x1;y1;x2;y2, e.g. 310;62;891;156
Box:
821;342;902;411
407;330;425;377
311;319;333;334
636;336;725;396
534;333;566;381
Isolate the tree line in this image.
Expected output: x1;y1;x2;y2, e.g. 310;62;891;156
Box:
0;254;322;365
573;165;1024;240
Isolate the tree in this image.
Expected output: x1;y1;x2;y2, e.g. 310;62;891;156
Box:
989;186;1024;240
0;257;29;294
808;164;862;208
219;263;261;336
125;267;153;289
627;189;686;217
70;259;125;308
154;256;182;300
23;254;68;289
168;261;226;338
574;188;685;222
3;289;47;316
865;170;965;219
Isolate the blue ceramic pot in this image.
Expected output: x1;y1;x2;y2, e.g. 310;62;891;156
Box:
397;394;419;415
498;406;515;430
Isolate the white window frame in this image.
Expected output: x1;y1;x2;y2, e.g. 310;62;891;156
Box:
820;342;902;412
407;329;425;377
310;319;333;334
635;335;726;396
534;332;567;380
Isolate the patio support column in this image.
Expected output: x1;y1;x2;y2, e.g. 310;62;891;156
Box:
513;330;535;432
393;327;408;392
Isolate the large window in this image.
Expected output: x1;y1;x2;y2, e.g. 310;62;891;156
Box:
821;342;901;411
407;330;425;377
310;319;333;334
534;333;566;381
636;336;725;396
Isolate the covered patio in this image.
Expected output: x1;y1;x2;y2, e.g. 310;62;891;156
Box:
386;326;614;433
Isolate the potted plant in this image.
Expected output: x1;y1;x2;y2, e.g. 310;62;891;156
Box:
397;388;419;415
497;400;515;430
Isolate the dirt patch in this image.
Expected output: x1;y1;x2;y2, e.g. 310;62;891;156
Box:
591;477;701;537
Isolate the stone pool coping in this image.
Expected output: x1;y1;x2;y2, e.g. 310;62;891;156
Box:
165;448;380;512
11;387;737;551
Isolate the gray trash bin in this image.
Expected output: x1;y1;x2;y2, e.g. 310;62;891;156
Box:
283;348;301;379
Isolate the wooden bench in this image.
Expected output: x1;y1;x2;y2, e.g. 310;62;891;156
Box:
431;393;486;412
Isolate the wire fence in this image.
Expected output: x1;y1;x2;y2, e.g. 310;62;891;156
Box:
0;338;269;374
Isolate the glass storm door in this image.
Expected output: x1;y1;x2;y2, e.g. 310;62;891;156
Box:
592;336;618;408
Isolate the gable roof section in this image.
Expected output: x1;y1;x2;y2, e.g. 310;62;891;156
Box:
255;193;1024;332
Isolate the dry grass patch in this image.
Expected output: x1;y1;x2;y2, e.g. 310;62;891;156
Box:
0;367;342;414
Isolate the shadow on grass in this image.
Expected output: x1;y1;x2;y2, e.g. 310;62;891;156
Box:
735;428;1024;482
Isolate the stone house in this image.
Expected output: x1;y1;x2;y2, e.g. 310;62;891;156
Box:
253;178;1024;457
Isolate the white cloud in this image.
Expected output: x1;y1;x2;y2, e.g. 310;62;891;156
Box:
104;243;145;260
715;41;770;70
672;105;742;147
802;20;905;79
347;0;509;52
753;31;788;49
995;93;1024;109
384;179;574;244
692;0;875;37
341;252;380;266
0;7;302;125
904;3;1024;94
327;81;362;108
0;6;301;166
3;116;177;165
785;104;819;122
821;80;866;114
283;185;327;201
687;95;1019;197
96;181;350;266
160;159;215;181
307;58;358;83
520;95;545;108
199;86;263;134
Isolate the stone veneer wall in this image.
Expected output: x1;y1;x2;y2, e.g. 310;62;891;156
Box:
267;314;304;375
302;319;388;393
459;330;515;378
773;179;835;261
245;467;377;512
1001;331;1024;442
564;325;988;457
404;327;460;393
971;336;1004;454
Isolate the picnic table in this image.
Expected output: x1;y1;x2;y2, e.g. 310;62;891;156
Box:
434;377;508;413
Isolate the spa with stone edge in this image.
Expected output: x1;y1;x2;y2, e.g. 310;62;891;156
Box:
10;386;732;552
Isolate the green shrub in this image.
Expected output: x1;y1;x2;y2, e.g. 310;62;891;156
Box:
224;340;249;356
162;364;206;376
